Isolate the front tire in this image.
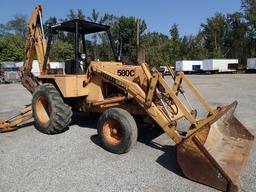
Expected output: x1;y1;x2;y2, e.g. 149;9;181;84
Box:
97;108;138;154
32;83;72;134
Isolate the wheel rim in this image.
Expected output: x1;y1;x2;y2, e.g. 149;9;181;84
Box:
35;96;51;124
103;119;122;145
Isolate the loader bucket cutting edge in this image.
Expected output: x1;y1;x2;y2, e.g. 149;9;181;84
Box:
177;101;254;192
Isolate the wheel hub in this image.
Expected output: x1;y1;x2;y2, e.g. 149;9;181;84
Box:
103;119;122;145
35;96;51;124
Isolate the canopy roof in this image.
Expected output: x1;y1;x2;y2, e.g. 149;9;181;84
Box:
51;19;110;34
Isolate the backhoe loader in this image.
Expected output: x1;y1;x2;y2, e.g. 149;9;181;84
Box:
0;5;254;192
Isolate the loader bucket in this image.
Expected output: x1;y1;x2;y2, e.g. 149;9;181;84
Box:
177;101;254;192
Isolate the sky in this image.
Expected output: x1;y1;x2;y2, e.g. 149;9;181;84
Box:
0;0;242;36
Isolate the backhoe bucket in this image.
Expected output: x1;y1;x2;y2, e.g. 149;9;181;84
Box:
177;101;254;192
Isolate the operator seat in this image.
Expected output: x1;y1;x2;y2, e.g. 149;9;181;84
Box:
64;59;83;74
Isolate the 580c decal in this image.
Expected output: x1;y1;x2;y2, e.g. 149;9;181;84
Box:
117;69;135;77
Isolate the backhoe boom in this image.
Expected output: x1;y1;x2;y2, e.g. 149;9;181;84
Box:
21;5;49;93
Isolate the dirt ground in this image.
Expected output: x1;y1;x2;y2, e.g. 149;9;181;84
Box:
0;74;255;192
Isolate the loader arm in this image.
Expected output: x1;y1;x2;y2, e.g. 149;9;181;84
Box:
90;63;219;144
91;63;185;143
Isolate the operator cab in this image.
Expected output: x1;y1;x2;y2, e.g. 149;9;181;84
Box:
46;19;118;74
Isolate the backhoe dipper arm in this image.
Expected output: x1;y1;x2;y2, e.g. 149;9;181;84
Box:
0;105;32;133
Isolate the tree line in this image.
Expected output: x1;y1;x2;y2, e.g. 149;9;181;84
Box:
0;0;255;68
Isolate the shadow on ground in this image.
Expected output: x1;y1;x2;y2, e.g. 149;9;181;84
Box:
137;124;184;178
17;121;34;129
72;111;185;178
70;111;98;129
8;111;184;178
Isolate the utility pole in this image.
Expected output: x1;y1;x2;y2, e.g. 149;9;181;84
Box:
136;18;140;53
136;18;145;64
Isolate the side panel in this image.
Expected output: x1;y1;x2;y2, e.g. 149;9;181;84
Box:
86;76;104;103
90;61;148;91
39;75;89;98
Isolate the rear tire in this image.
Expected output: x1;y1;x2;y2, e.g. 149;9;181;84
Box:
32;83;72;134
97;108;138;154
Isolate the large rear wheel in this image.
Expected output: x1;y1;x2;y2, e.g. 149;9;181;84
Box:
97;108;138;154
32;83;72;134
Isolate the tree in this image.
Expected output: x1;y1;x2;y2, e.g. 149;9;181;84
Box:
201;13;226;58
0;24;8;37
112;16;147;64
242;0;256;30
142;32;170;66
0;15;27;62
97;14;119;61
180;33;207;60
170;23;180;41
169;24;182;64
87;9;109;60
7;15;27;38
62;9;86;21
49;40;74;61
0;34;25;61
44;16;57;39
224;12;247;65
241;0;256;57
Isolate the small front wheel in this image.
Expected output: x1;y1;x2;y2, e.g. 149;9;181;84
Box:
97;108;138;154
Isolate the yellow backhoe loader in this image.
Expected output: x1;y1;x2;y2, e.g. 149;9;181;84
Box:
0;5;254;192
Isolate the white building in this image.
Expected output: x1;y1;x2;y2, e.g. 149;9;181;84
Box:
202;59;239;73
175;60;203;72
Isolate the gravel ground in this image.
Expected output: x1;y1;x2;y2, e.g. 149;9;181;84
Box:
0;74;255;192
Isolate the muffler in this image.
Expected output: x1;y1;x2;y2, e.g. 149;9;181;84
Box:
177;101;254;192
